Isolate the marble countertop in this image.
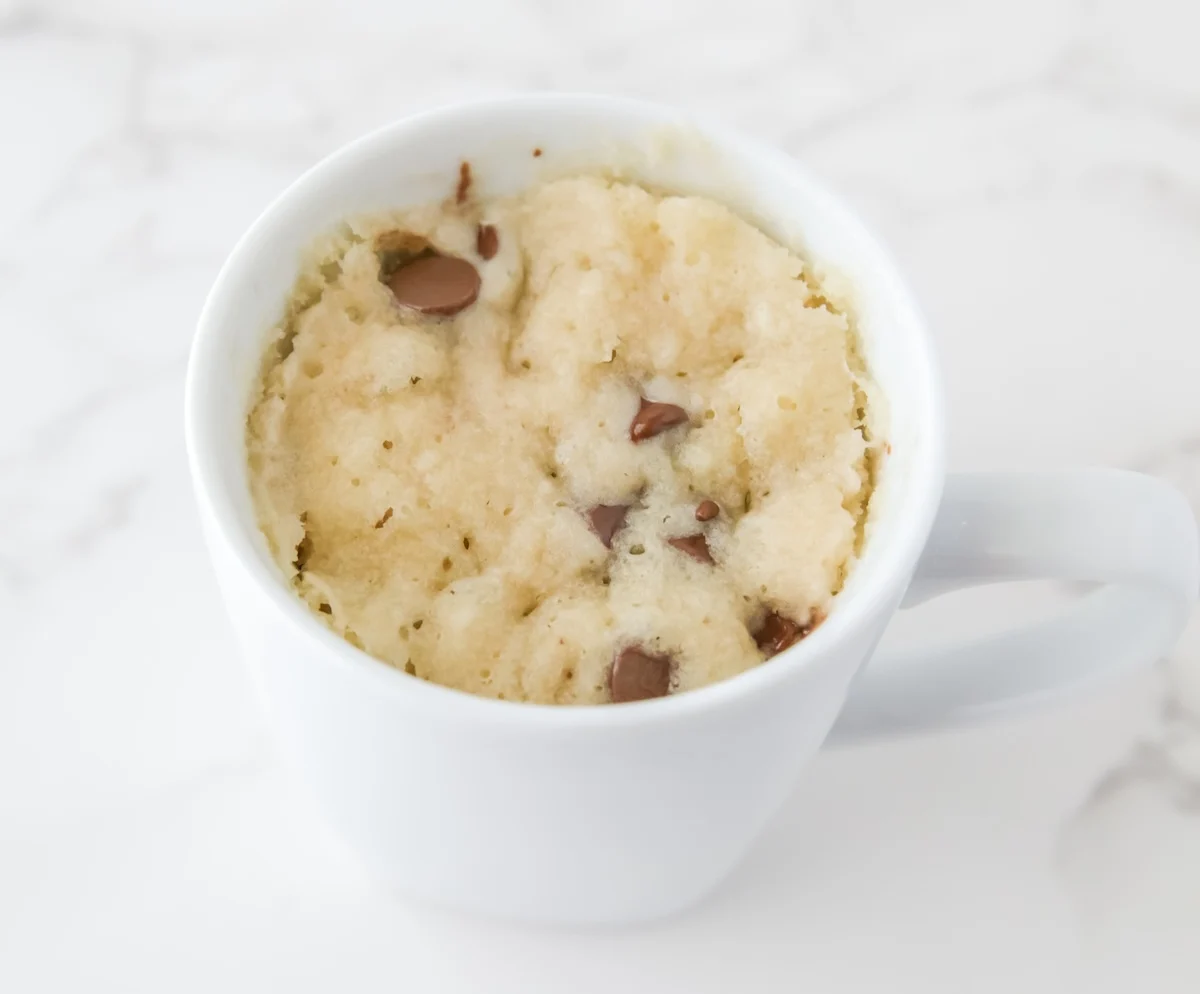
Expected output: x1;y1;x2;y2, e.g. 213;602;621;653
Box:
3;0;1199;990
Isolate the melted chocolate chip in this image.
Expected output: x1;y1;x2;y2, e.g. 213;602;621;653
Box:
695;499;720;522
609;645;672;703
587;504;629;549
386;255;480;316
476;223;499;260
752;611;817;658
629;397;689;442
455;161;472;204
293;532;313;572
667;533;713;564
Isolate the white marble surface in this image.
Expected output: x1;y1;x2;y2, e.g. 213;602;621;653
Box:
2;0;1200;990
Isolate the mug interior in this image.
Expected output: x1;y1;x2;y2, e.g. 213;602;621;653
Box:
185;94;944;715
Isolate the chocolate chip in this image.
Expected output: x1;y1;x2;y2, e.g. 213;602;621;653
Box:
668;533;713;564
318;602;332;614
374;507;393;529
455;161;472;204
695;500;720;522
293;532;313;572
476;223;499;260
629;397;689;442
609;645;672;703
587;504;629;548
752;611;817;658
386;254;480;316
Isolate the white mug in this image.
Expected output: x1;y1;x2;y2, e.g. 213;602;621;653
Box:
185;95;1199;924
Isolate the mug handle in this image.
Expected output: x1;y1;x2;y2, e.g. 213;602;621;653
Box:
830;469;1199;741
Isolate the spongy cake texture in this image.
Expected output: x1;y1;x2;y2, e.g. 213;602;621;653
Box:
246;175;879;704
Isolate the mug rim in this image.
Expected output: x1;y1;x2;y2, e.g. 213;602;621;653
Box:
184;92;946;731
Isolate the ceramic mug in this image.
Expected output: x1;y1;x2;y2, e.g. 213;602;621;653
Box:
185;95;1199;924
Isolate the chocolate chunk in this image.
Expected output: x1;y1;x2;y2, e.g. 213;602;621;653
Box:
695;500;720;522
667;533;713;564
386;255;480;316
476;224;499;260
629;397;689;442
752;611;817;658
609;645;672;703
455;161;472;204
587;504;629;549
